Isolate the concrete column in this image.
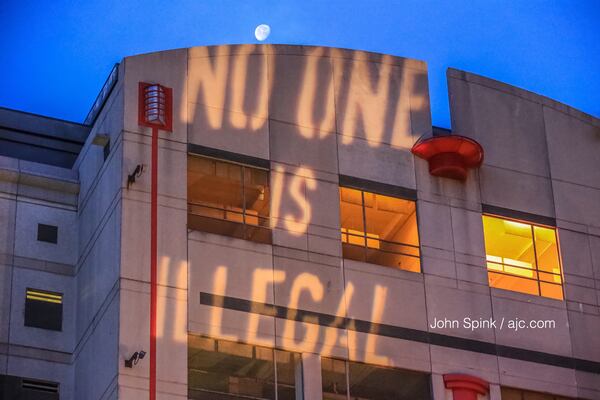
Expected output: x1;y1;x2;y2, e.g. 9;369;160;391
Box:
489;383;502;400
431;373;450;400
300;353;322;400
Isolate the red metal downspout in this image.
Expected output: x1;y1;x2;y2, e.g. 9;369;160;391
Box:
139;82;172;400
443;374;490;400
150;125;158;400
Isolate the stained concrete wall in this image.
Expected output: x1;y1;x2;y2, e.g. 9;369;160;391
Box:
0;156;79;399
116;44;430;399
118;48;188;400
0;65;125;400
72;68;124;400
447;68;600;399
115;45;600;400
0;44;587;400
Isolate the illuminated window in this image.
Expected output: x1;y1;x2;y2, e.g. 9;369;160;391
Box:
501;386;575;399
188;335;301;400
188;155;271;244
482;215;563;300
24;289;63;331
339;187;420;272
321;357;431;399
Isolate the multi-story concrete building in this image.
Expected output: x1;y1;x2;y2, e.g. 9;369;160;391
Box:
1;44;599;400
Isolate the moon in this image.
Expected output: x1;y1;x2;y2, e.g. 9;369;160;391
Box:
254;24;271;41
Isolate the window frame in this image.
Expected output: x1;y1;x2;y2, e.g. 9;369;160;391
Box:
187;153;272;244
321;356;432;400
187;335;301;400
482;213;565;300
501;386;575;400
338;184;421;272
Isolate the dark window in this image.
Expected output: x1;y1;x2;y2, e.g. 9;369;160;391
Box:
103;139;110;161
339;187;421;272
322;358;431;400
501;386;574;400
188;155;271;244
37;224;58;244
0;374;59;400
188;335;301;400
24;289;63;331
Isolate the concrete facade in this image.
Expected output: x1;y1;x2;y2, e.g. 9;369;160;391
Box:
0;44;599;400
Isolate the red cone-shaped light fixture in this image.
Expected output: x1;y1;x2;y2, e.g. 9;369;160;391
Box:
443;374;489;400
411;134;484;180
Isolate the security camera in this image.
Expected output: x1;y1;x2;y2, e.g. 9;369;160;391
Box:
124;350;146;368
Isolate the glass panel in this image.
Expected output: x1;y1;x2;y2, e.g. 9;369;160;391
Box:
488;271;540;296
533;226;562;279
365;241;421;271
188;336;276;400
244;223;273;245
321;357;348;400
276;350;299;400
243;167;271;243
340;187;365;247
365;249;420;272
342;242;366;263
483;215;542;296
348;361;431;400
501;387;524;400
187;211;245;240
364;193;419;248
483;216;536;274
366;248;402;269
188;156;244;216
483;215;564;300
540;282;563;300
188;156;272;244
244;167;270;225
502;386;576;400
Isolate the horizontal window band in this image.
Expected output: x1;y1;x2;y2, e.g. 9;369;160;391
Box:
482;204;556;227
26;295;62;304
339;175;417;201
199;292;600;374
188;143;270;170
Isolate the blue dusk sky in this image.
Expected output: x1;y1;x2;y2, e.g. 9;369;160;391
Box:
1;1;598;128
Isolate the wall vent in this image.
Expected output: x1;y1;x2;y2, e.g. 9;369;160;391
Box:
22;379;59;393
37;223;58;244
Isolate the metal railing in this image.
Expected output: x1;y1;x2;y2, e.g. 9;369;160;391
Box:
84;63;119;125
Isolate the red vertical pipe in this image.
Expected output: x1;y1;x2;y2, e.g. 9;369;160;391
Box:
150;126;158;400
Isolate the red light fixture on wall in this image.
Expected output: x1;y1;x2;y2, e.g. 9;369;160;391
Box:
411;134;483;180
443;374;489;400
138;82;173;132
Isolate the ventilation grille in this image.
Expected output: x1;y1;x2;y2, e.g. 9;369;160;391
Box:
22;379;59;393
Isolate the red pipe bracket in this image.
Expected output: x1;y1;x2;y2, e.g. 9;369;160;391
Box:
443;374;490;400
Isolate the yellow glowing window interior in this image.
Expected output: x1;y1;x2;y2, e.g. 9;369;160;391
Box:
26;289;63;304
339;187;420;272
482;215;563;300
